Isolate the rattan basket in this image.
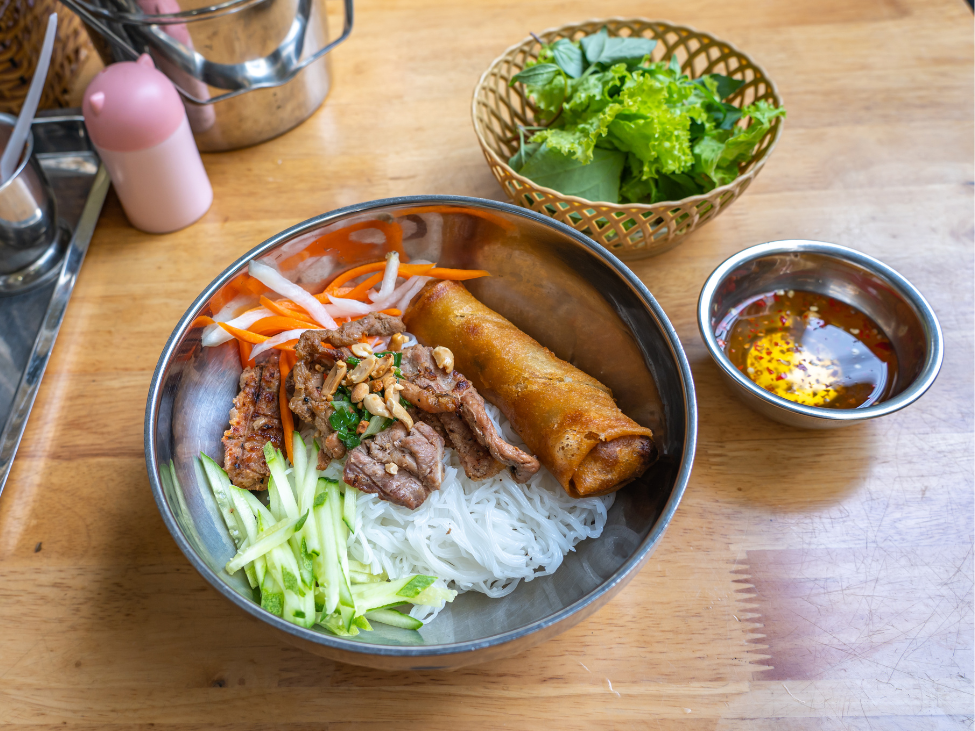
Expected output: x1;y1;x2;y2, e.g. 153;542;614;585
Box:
0;1;93;114
472;19;784;260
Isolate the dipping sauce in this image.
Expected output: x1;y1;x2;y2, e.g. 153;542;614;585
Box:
715;290;898;409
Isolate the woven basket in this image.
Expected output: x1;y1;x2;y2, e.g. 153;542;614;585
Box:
472;19;784;260
0;1;93;114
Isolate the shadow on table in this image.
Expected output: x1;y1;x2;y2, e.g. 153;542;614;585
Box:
691;360;874;511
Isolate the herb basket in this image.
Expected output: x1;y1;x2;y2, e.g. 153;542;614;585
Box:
471;19;784;260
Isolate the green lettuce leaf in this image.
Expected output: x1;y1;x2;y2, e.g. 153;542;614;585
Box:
508;29;786;204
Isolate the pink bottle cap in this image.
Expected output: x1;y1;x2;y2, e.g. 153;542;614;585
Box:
82;54;185;153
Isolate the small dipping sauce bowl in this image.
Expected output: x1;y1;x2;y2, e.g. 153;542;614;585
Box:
698;240;943;428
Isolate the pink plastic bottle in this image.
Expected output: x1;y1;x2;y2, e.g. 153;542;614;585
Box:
82;54;212;234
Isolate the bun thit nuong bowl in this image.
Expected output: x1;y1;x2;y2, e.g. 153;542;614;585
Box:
472;19;784;260
145;196;697;670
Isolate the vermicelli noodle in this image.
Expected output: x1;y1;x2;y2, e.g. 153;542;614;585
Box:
320;402;614;622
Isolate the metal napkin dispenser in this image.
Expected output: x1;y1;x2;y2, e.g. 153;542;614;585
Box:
61;0;353;151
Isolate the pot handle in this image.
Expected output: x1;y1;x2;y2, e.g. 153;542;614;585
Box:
59;0;353;105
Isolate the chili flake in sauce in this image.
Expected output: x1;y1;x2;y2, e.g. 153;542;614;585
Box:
715;290;898;409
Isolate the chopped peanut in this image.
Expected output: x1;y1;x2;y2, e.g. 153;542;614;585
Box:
385;463;398;475
356;419;370;434
433;346;454;372
372;354;395;379
388;333;408;352
350;382;369;403
362;393;392;419
350;342;374;358
321;361;347;401
387;395;413;430
346;355;377;384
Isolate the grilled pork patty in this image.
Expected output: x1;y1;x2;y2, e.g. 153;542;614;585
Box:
222;363;284;490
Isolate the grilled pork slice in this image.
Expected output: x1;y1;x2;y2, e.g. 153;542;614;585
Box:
437;411;505;480
223;363;284;490
399;345;540;483
343;421;445;509
458;389;539;483
316;312;406;347
289;314;406;464
398;344;471;413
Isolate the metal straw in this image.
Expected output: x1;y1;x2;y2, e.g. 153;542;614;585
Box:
0;13;58;184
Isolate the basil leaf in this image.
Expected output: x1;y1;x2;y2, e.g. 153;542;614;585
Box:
707;73;744;100
511;63;562;87
716;104;743;131
586;34;657;68
551;38;584;78
518;143;625;204
580;27;608;66
509;141;541;172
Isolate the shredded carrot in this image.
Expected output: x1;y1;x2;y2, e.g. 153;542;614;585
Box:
238;340;253;368
259;296;317;324
380;308;402;316
219;321;269;344
425;267;490;281
323;261;439;296
272;339;299;352
249;316;314;336
344;272;384;301
192;315;215;328
209;273;266;314
278;350;296;463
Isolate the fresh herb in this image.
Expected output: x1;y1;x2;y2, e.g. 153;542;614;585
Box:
329;400;366;449
345;356;360;368
508;28;785;204
329;405;359;432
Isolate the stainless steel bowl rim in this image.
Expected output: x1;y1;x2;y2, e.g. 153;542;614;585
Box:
145;194;698;658
0;113;34;197
697;239;944;423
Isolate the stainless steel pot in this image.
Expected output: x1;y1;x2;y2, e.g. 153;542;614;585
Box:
60;0;353;151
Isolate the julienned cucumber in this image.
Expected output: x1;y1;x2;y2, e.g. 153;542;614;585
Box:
365;608;423;630
197;440;456;635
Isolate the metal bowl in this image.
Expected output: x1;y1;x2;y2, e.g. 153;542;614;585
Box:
697;240;943;429
145;195;697;670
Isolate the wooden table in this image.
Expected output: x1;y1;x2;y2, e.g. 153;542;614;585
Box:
2;0;972;727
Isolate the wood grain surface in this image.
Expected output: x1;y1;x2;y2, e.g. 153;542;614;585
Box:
1;0;972;727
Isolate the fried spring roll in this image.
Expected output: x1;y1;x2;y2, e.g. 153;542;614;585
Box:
404;281;656;498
